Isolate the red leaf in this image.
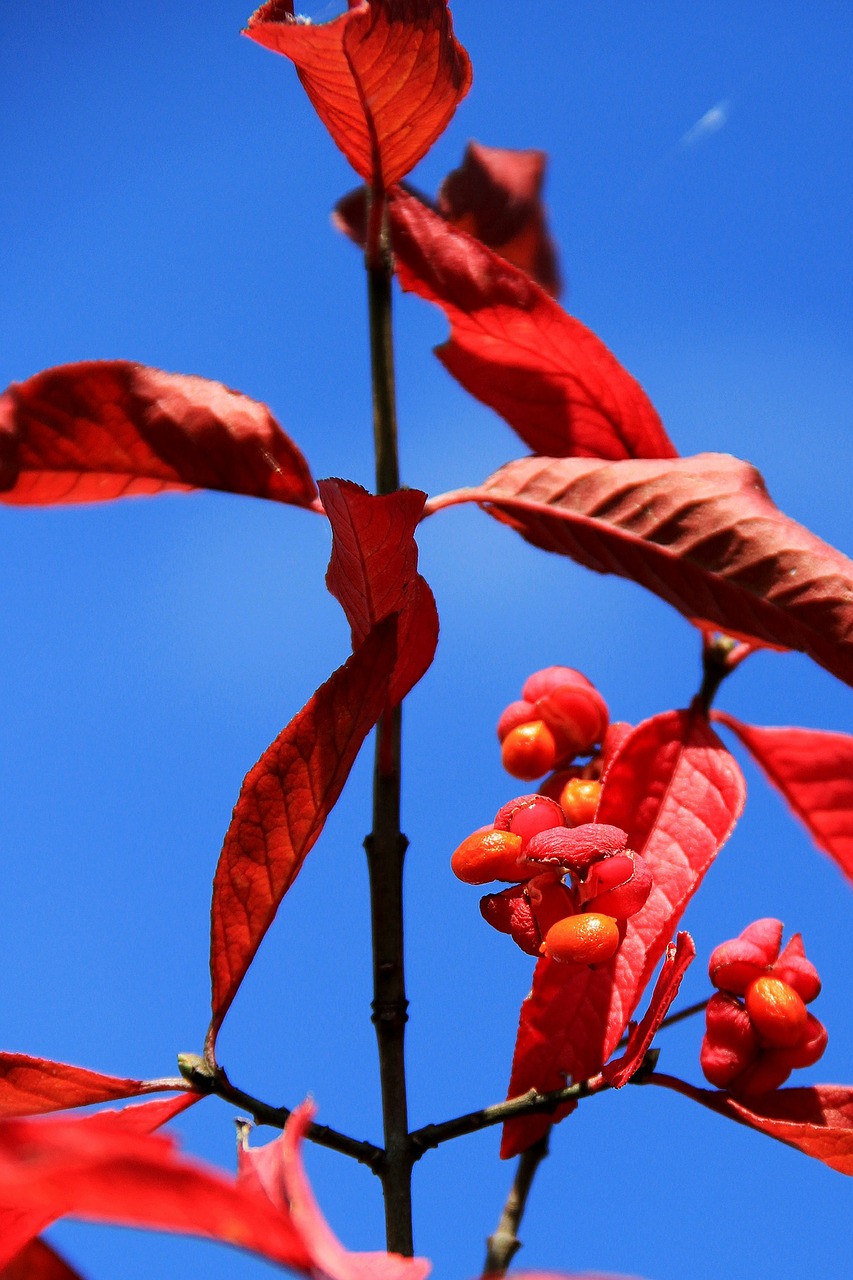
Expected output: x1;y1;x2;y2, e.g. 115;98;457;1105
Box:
437;142;562;297
0;1055;191;1119
244;1;471;190
650;1075;853;1175
0;1239;84;1280
0;361;317;507
453;452;853;691
386;188;676;460
602;931;696;1089
713;714;853;885
207;619;398;1052
0;1096;198;1269
501;709;744;1158
238;1102;430;1280
320;480;438;707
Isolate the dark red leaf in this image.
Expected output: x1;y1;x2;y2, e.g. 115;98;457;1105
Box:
602;931;695;1089
713;714;853;885
0;1096;198;1269
0;1055;191;1119
238;1102;430;1280
0;361;317;507
207;620;398;1052
244;1;471;190
0;1239;84;1280
320;480;438;707
437;142;562;296
453;452;853;691
650;1075;853;1175
501;709;744;1157
386;188;676;460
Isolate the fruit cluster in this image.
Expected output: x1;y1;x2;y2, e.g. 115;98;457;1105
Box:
700;918;828;1095
451;790;652;966
498;666;609;782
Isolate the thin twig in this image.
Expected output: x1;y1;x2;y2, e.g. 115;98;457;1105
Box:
482;1136;550;1278
177;1055;384;1171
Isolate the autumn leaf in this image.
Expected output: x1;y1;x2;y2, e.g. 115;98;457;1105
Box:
245;0;471;190
501;709;744;1158
0;1238;84;1280
385;187;676;459
440;452;853;691
0;1054;193;1119
602;931;696;1089
0;1096;198;1270
207;619;398;1053
334;141;562;295
0;361;317;507
321;479;438;707
649;1075;853;1175
713;714;853;885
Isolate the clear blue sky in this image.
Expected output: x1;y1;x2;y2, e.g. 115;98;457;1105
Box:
2;3;853;1278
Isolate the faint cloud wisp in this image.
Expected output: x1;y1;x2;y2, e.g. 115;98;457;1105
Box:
680;99;731;148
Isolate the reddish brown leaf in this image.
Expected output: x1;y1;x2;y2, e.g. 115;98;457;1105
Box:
386;188;676;459
244;1;471;190
0;361;317;507
713;714;853;885
650;1074;853;1175
0;1096;198;1269
238;1103;430;1280
0;1239;84;1280
501;709;744;1158
437;142;562;296
602;931;695;1089
0;1055;192;1119
320;480;438;707
207;620;398;1052
454;452;853;691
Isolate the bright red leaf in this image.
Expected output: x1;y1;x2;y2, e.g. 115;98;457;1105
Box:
444;452;853;691
385;188;676;460
207;619;398;1052
501;709;744;1158
321;479;438;707
0;361;317;507
238;1103;430;1280
650;1074;853;1175
0;1054;192;1119
713;714;853;885
244;0;471;191
603;931;696;1089
0;1239;84;1280
0;1096;198;1270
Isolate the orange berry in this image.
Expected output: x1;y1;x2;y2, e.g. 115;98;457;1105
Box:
501;720;558;780
745;976;808;1048
540;912;620;965
560;778;602;826
450;828;523;885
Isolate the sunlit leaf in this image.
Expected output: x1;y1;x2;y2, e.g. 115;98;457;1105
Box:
0;1239;84;1280
603;931;696;1089
0;361;317;507
650;1075;853;1175
245;0;471;189
321;479;438;707
386;188;676;459
452;452;853;690
207;619;398;1052
0;1055;191;1119
714;714;853;885
502;710;744;1157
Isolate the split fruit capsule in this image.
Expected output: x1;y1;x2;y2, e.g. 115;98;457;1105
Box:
745;975;808;1048
540;911;621;965
450;829;524;885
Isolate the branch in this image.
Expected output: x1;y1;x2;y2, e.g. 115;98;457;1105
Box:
482;1136;549;1278
177;1055;384;1172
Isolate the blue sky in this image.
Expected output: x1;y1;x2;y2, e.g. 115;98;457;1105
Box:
2;3;853;1278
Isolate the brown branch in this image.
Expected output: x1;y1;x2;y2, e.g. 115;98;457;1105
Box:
482;1136;549;1278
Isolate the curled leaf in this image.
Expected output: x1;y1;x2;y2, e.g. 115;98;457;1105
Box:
602;931;696;1089
245;0;471;190
0;361;317;507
